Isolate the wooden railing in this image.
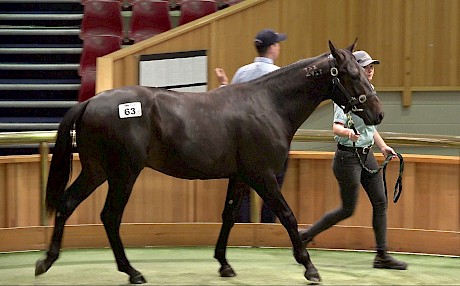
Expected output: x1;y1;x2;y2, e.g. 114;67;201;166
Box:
0;130;458;255
1;129;458;224
1;130;459;202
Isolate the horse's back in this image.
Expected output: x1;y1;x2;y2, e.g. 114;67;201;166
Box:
76;86;237;178
77;86;158;168
76;85;289;180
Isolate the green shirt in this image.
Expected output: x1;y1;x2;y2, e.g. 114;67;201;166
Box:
333;103;375;148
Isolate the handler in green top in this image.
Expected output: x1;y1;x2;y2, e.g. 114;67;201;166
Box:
300;50;408;270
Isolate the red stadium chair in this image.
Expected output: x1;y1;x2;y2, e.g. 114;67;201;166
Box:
128;0;175;8
81;0;124;4
78;35;121;75
175;0;189;5
220;0;242;7
78;70;96;102
167;0;178;9
80;0;124;39
128;0;172;43
178;0;217;26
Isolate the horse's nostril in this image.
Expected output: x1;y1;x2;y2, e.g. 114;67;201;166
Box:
379;112;384;123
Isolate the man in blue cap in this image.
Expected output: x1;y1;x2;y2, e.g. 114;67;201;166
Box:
215;28;287;223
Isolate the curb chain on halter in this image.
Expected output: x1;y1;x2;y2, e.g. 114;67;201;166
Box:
346;112;404;203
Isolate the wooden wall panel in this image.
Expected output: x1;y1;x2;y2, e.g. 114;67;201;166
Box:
5;164;16;227
124;169;195;223
1;224;456;255
296;158;340;224
195;179;228;222
0;157;55;228
0;165;6;226
0;162;41;227
348;0;407;88
280;0;408;88
96;0;460;108
15;163;41;227
290;153;459;233
0;227;46;252
0;153;458;255
413;163;459;231
411;0;460;87
1;153;458;233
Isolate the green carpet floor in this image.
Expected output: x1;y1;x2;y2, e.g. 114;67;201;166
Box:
0;247;458;285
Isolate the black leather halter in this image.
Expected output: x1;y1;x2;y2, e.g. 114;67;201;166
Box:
328;56;375;114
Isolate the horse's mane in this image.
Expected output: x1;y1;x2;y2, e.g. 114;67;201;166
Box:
250;52;330;84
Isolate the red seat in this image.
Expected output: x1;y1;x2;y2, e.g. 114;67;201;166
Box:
80;0;124;39
79;35;121;75
129;0;175;7
81;0;124;4
175;0;187;4
167;0;178;9
128;0;172;43
220;0;242;7
78;70;96;102
178;0;217;26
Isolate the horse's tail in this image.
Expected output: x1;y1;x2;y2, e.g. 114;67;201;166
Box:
45;100;89;215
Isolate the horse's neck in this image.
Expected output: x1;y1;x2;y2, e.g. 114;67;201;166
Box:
254;57;331;134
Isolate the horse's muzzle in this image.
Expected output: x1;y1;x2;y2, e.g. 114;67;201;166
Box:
376;111;384;125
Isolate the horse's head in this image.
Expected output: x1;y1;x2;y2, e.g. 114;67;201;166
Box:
328;40;384;125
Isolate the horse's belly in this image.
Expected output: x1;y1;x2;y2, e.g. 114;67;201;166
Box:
147;151;235;180
149;164;232;180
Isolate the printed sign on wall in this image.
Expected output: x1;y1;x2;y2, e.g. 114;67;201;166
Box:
139;50;207;92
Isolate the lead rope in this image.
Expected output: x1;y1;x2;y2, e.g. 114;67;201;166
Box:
346;113;404;203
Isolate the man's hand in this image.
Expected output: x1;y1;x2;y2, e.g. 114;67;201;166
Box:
214;68;229;85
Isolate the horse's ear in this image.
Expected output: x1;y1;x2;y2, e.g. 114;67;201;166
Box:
328;40;336;52
346;38;358;52
329;40;339;59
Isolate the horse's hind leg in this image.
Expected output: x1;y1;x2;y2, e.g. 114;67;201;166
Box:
35;169;106;276
214;178;247;277
101;170;145;284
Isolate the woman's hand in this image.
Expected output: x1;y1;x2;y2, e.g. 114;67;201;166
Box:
381;145;397;159
348;129;360;142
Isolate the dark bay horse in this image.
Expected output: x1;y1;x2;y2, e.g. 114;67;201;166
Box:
35;41;384;284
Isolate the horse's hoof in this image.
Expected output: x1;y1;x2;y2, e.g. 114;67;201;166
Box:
129;274;147;284
35;259;48;276
304;267;321;284
219;265;236;277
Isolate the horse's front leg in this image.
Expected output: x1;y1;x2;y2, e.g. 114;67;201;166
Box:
214;178;247;277
252;175;321;283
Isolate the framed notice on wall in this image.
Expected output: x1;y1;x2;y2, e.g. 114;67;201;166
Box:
139;50;207;92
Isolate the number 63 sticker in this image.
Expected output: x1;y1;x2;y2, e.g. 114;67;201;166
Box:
118;102;142;119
